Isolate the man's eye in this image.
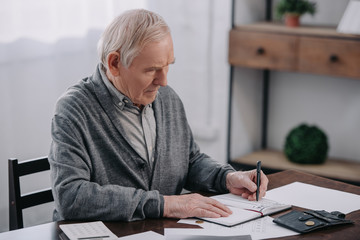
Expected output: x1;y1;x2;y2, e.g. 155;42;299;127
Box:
146;68;156;73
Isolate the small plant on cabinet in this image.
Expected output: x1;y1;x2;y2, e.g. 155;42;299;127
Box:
276;0;317;27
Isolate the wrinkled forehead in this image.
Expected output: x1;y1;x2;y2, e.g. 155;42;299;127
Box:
131;34;175;68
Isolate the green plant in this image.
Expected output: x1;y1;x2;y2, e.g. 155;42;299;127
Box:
284;123;329;164
276;0;317;19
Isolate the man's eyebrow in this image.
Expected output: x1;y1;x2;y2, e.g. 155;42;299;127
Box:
145;58;176;71
150;58;176;69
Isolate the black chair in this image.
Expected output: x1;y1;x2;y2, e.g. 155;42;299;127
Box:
8;157;54;230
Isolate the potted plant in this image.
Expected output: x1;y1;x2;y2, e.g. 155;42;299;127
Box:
284;123;329;164
275;0;317;27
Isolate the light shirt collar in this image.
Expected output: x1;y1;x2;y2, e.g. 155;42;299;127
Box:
99;64;154;111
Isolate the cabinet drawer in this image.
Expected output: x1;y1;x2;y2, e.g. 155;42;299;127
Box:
299;37;360;79
229;29;298;71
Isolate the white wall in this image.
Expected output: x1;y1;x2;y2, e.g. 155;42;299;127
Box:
230;0;267;158
231;0;360;162
0;0;231;232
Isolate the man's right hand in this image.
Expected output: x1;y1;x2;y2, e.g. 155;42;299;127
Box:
163;193;232;219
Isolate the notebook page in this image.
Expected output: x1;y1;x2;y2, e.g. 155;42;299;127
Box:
212;194;291;215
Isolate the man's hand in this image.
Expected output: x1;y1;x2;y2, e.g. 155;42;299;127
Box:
226;170;268;201
163;193;232;219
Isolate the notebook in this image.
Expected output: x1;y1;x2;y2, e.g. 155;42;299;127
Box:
198;193;291;227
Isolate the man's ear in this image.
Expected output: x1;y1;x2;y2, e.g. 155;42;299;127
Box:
107;51;121;76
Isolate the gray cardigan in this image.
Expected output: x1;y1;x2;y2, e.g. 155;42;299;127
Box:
49;64;234;221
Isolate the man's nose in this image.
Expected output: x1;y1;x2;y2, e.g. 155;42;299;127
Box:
154;69;167;86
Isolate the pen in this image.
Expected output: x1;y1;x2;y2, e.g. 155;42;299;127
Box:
77;236;110;240
256;160;261;201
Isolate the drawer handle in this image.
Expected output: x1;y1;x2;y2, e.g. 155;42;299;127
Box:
329;54;339;63
256;47;265;55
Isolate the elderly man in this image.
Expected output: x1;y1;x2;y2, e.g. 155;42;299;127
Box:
49;9;268;222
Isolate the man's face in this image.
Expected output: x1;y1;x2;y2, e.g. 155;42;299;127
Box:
113;33;175;106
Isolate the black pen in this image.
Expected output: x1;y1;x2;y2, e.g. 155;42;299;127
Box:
256;161;261;201
77;236;110;240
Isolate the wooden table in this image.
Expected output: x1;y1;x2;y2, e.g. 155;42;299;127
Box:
0;170;359;240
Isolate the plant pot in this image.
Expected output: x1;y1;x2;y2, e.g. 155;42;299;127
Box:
285;14;300;27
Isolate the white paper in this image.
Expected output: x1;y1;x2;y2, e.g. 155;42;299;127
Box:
59;221;117;240
200;206;260;226
117;231;164;240
337;1;360;35
165;228;251;240
266;182;360;214
176;216;298;240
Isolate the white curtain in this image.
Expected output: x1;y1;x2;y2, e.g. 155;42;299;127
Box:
0;0;148;43
0;0;147;62
0;0;149;160
0;0;147;231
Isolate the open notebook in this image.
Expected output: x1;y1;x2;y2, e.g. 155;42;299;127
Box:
198;193;291;227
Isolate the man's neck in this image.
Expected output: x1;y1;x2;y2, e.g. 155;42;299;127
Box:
134;103;144;110
105;68;145;110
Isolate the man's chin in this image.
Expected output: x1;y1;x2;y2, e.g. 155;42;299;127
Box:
140;96;157;106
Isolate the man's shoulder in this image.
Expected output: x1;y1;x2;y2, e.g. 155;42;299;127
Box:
54;77;95;114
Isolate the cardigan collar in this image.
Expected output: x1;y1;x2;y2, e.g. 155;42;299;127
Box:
90;63;164;189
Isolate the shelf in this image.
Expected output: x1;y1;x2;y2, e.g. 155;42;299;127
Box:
229;22;360;79
231;149;360;184
227;6;360;186
233;22;360;39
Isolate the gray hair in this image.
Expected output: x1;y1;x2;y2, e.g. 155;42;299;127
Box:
98;9;171;69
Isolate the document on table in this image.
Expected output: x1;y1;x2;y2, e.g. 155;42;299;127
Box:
265;182;360;214
165;228;251;240
117;231;164;240
177;216;299;240
59;221;117;240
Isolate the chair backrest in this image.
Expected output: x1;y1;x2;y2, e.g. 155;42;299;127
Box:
8;157;54;230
